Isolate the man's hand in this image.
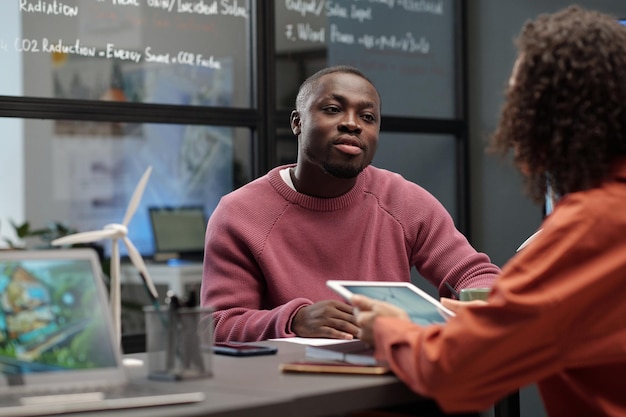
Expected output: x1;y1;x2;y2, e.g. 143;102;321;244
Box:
292;300;359;339
351;295;410;345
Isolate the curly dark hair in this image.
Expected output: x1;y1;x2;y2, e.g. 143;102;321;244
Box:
490;6;626;203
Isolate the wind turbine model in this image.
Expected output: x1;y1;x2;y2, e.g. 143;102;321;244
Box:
51;166;159;345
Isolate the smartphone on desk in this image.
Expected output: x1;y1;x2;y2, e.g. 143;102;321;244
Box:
211;342;278;357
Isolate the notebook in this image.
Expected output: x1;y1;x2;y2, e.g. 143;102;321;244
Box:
0;248;205;416
148;206;206;262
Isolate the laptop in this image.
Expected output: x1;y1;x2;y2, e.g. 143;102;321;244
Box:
0;248;205;416
148;206;206;262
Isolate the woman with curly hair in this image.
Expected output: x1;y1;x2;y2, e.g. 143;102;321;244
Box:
492;5;626;203
350;6;626;417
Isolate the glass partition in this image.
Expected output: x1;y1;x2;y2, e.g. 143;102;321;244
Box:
3;118;252;258
373;132;457;221
0;1;252;108
0;2;471;346
275;0;457;118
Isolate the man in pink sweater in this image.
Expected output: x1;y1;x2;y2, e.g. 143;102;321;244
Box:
201;65;500;342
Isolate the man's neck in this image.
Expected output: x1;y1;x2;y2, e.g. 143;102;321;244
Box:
289;166;357;198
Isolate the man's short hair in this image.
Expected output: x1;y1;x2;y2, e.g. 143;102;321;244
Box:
295;65;380;111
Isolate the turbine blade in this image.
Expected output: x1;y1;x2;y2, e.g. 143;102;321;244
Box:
123;166;152;226
123;237;159;300
51;229;117;246
110;239;122;346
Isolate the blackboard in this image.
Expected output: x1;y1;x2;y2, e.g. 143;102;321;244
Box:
2;0;251;108
275;0;457;118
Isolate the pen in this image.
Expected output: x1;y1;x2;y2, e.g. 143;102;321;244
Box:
181;290;205;372
139;271;168;330
184;290;197;307
166;291;180;372
139;271;161;311
445;282;460;299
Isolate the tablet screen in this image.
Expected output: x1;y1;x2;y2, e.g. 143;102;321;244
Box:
327;281;454;325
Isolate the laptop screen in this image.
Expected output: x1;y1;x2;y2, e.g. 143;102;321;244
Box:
0;250;121;388
148;206;206;261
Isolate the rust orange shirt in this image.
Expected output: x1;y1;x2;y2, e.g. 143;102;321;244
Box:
373;159;626;416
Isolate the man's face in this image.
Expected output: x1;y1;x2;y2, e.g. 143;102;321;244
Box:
291;72;381;179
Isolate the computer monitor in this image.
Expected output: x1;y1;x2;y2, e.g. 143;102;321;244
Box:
148;206;207;262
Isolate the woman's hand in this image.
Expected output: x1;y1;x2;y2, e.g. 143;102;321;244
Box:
440;297;487;314
350;295;410;345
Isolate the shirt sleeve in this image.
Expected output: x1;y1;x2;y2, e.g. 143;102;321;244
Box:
200;196;311;342
373;196;604;413
406;188;501;296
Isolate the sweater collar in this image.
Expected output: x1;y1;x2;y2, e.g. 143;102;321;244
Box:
268;165;368;211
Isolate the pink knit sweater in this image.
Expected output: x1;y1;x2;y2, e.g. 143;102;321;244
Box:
201;165;500;342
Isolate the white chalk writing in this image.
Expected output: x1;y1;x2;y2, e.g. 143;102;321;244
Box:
350;5;372;22
358;0;394;8
141;0;249;17
145;46;170;63
285;0;326;17
285;24;297;42
172;50;221;68
221;0;248;17
326;2;372;22
8;34;226;70
112;0;140;6
326;2;348;18
330;24;354;45
146;0;176;11
296;23;325;42
194;54;221;68
42;38;96;56
104;43;142;62
396;0;443;15
178;0;218;15
349;0;443;14
357;32;430;54
20;0;78;16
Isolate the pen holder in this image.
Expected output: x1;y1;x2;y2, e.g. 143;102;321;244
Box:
143;305;213;381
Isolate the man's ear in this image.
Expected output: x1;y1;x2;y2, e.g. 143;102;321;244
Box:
290;111;301;135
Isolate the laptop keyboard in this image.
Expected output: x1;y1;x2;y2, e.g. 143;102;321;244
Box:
8;382;165;402
20;391;106;406
0;383;205;417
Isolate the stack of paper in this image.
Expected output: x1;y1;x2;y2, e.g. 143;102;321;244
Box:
279;360;391;375
305;340;382;366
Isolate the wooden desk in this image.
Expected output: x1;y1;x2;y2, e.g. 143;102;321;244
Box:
64;341;480;417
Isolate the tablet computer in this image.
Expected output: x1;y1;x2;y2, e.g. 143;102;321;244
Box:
327;280;455;325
